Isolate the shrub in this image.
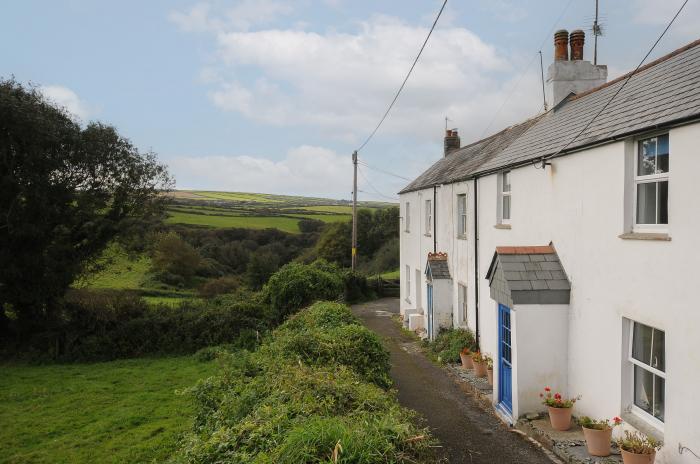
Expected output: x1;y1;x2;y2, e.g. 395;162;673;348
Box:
198;275;240;298
424;327;476;364
264;260;344;321
341;270;375;303
151;231;201;280
175;301;436;463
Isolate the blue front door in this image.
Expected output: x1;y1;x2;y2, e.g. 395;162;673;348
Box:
498;304;513;414
427;284;434;340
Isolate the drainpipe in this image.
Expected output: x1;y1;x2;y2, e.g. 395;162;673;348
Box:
473;177;480;350
433;185;437;253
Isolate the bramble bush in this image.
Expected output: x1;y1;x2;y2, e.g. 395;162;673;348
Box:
175;301;436;464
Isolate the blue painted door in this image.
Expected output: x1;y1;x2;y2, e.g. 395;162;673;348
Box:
498;304;513;414
427;284;434;340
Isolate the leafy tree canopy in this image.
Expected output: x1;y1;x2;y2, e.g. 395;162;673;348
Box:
0;79;172;333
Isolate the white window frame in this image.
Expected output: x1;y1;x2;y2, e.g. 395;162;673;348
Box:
425;199;432;236
457;193;467;238
626;320;665;431
498;170;511;224
404;202;411;232
458;283;467;325
405;265;411;302
633;134;669;233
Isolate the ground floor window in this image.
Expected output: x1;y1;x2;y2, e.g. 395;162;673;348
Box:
405;265;411;301
458;283;467;324
628;321;665;424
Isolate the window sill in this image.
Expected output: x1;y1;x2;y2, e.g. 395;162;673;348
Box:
620;410;664;442
457;234;467;240
618;232;671;241
424;233;432;238
404;230;410;234
494;224;511;230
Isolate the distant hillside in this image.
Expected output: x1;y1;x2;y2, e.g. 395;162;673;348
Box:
164;190;396;233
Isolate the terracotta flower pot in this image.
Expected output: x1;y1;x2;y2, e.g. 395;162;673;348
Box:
621;449;656;464
473;360;488;377
547;406;573;431
460;353;473;369
582;427;612;457
487;368;493;385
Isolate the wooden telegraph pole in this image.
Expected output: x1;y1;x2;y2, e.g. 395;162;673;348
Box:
351;150;358;271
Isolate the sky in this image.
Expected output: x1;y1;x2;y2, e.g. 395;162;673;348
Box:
2;0;698;201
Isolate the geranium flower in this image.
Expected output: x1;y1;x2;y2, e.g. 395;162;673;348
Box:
544;387;551;392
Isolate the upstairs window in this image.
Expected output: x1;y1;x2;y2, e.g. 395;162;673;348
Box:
635;134;669;230
425;199;432;235
628;321;665;424
404;202;411;232
457;194;467;237
499;171;511;224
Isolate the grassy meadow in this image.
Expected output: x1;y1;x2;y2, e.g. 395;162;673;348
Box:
0;356;217;464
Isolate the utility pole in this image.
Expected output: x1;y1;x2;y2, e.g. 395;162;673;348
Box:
351;150;358;271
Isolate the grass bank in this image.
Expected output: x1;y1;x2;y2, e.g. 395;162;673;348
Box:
0;356;217;464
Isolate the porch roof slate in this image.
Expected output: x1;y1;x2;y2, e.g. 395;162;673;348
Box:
426;253;451;280
486;245;570;305
400;38;700;194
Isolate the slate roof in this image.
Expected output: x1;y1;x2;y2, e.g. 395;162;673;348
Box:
425;252;451;280
400;38;700;194
486;245;570;305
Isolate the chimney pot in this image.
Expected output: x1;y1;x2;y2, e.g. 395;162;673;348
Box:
554;29;569;61
444;128;460;157
569;30;585;60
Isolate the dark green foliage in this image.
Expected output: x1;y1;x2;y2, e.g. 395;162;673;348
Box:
197;275;241;298
152;232;202;281
0;79;171;336
297;217;324;234
424;328;476;364
12;290;266;361
264;260;345;321
175;302;436;463
342;270;375;303
360;237;399;276
246;249;281;290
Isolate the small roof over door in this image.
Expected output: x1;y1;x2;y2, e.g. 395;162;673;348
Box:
425;252;451;281
485;245;570;306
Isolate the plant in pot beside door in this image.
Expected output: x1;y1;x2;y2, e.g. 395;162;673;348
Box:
615;431;662;464
471;351;488;377
540;387;580;431
459;347;473;369
485;355;494;385
577;416;622;457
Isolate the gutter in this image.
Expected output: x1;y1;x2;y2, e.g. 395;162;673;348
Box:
433;185;437;253
474;177;480;350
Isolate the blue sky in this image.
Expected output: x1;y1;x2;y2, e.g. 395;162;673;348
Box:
2;0;697;200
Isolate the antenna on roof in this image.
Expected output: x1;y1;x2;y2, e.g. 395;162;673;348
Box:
538;51;548;111
593;0;603;65
445;116;452;130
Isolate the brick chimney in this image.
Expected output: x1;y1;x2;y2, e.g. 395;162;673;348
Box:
547;29;607;106
444;129;460;157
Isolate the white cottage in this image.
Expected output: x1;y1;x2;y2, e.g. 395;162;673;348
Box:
399;31;700;463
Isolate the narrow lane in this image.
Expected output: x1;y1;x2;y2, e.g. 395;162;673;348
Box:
352;298;554;464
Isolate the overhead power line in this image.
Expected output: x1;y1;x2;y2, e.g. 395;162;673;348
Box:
542;0;689;163
355;0;447;152
357;167;399;201
357;158;412;182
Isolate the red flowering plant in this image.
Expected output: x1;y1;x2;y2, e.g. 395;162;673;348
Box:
578;416;623;431
470;351;485;363
540;387;581;408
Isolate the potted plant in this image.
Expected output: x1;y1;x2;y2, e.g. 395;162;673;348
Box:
485;355;494;385
577;416;622;457
540;387;580;431
615;431;662;464
459;347;473;369
471;351;488;377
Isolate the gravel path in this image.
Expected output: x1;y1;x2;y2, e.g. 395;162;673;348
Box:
352;298;554;464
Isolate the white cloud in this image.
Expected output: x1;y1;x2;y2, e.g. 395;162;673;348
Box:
40;85;92;121
196;14;541;143
632;0;700;42
168;145;353;198
169;0;294;33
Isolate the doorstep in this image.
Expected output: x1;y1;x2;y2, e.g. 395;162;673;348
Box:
516;417;623;464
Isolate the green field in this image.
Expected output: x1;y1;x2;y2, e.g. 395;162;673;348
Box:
0;356;217;464
165;210;303;233
81;245;151;290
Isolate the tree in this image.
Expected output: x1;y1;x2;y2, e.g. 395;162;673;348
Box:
246;250;280;290
151;232;201;282
0;79;172;335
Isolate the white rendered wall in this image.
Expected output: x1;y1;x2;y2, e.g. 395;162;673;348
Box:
400;121;700;462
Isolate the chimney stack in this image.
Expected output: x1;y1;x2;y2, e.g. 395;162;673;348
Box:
554;29;569;61
547;29;607;107
444;129;460;157
569;30;585;60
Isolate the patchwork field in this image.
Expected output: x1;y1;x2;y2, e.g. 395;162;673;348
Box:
164;190;393;232
0;356;217;464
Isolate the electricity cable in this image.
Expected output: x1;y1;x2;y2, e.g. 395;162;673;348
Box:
355;0;448;152
357;166;400;201
357;158;412;181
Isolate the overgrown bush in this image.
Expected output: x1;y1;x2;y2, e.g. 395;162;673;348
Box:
13;290;268;361
198;275;240;298
424;327;476;364
175;301;436;463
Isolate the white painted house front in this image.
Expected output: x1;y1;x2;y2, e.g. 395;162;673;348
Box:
399;32;700;463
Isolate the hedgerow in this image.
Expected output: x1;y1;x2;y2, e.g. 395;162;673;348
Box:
174;301;436;464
